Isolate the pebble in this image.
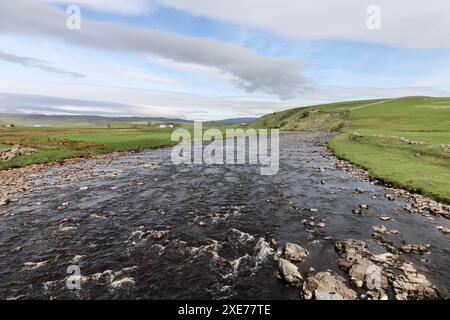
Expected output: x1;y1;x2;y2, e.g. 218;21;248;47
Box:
57;202;69;210
0;198;11;206
386;194;395;201
437;226;450;234
316;222;326;228
372;224;388;234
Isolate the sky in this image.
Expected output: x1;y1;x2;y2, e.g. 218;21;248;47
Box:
0;0;450;120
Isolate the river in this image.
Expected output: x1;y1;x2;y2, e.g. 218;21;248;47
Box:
0;132;449;299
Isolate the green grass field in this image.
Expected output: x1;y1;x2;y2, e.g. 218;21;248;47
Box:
256;96;450;203
0;127;178;170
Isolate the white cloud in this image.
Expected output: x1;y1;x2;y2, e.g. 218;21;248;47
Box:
158;0;450;48
43;0;154;15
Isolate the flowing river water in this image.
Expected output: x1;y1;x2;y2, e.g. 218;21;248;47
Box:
0;132;449;300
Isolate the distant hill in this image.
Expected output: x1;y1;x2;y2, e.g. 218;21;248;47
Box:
0;113;257;128
0;113;191;128
205;117;257;125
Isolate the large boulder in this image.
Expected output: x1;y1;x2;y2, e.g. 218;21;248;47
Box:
276;243;309;263
278;258;303;285
349;259;387;289
302;272;357;300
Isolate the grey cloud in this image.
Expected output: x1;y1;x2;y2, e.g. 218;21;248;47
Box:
158;0;450;49
0;0;307;99
0;50;85;78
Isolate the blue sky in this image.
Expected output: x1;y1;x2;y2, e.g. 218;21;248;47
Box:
0;0;449;120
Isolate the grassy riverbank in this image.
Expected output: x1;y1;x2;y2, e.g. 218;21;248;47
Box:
255;96;450;203
0;127;177;170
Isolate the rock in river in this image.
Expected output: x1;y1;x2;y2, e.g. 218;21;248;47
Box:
278;258;303;285
336;239;439;299
437;226;450;235
302;272;357;300
150;230;169;240
393;262;439;300
0;197;11;206
401;244;430;254
372;224;388;234
276;243;309;263
335;239;388;289
378;215;392;221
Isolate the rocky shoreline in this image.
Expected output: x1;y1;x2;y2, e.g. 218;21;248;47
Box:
0;150;144;207
273;237;441;300
333;158;450;220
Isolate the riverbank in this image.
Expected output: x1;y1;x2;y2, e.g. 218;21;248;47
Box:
253;97;450;205
0;148;162;206
332;153;450;220
0;126;177;171
327;131;450;205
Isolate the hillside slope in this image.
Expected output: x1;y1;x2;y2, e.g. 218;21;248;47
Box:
255;96;450;203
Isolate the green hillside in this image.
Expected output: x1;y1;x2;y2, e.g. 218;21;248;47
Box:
255;96;450;203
